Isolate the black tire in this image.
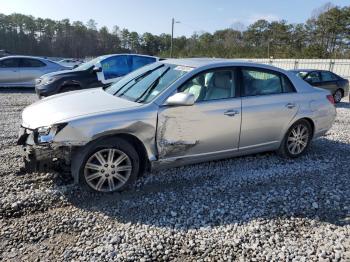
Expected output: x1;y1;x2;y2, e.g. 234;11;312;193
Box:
72;137;140;193
333;89;343;103
277;119;312;158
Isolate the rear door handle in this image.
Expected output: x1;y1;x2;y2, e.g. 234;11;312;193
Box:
286;103;296;109
224;110;239;117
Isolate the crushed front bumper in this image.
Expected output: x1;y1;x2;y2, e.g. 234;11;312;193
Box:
17;126;72;172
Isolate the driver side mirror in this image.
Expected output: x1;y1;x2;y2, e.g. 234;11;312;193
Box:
92;66;102;73
165;92;195;106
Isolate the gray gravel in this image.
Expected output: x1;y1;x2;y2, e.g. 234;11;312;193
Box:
0;90;350;261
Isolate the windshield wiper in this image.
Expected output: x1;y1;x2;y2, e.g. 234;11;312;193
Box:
135;66;170;103
114;64;164;96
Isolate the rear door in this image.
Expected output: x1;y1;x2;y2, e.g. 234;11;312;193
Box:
239;67;299;151
319;71;339;95
0;58;21;86
19;58;48;86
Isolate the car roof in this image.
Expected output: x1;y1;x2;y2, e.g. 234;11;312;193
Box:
162;58;287;72
0;55;49;61
289;69;332;73
100;53;159;60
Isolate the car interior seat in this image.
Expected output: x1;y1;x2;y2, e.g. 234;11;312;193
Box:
204;72;232;100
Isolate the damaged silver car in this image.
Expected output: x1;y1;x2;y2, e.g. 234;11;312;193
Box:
18;59;337;193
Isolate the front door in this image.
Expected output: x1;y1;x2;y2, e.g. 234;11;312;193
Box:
19;58;49;86
319;71;339;95
156;68;242;160
0;58;21;86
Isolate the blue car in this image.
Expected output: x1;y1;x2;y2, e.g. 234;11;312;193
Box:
35;54;158;98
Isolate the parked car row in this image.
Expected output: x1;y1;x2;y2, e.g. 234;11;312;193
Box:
18;58;337;193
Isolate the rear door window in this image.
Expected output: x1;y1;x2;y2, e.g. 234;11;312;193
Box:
0;58;20;68
320;71;338;81
241;68;294;96
131;56;156;71
101;55;131;80
20;58;46;68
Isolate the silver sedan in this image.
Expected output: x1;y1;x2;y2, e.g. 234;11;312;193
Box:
0;56;67;87
18;59;336;193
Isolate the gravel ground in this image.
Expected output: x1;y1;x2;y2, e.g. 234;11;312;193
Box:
0;90;349;261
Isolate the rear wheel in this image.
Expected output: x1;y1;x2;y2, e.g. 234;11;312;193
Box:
74;137;139;193
278;120;312;158
333;89;343;103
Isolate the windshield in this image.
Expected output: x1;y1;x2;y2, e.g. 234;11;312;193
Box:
105;62;191;103
73;56;105;71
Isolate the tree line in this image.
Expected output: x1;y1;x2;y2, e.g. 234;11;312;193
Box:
0;3;349;59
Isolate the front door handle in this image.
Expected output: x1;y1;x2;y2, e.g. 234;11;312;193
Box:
224;110;239;117
286;103;296;109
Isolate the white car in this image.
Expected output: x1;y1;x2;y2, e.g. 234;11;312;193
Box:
58;59;84;69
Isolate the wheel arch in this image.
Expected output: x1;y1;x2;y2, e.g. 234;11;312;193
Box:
289;117;315;139
59;80;82;91
71;132;150;184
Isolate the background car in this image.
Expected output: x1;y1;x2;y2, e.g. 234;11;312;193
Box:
19;59;336;193
58;58;84;69
0;56;68;88
290;69;349;103
35;54;158;98
0;49;12;58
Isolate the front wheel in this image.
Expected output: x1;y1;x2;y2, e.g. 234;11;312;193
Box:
278;120;312;158
73;137;140;193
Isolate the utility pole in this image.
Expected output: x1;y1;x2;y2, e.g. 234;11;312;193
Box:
170;18;180;58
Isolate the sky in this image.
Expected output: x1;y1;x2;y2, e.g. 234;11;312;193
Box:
0;0;349;36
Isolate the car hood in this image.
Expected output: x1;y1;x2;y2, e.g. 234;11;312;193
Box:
41;69;84;78
22;88;141;129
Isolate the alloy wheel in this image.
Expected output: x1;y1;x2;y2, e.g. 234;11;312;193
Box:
84;148;132;192
287;124;309;155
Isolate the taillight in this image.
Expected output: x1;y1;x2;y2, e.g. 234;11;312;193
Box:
326;95;335;105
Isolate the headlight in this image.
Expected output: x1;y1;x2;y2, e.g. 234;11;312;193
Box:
37;77;57;86
38;126;51;136
42;77;57;85
36;123;67;144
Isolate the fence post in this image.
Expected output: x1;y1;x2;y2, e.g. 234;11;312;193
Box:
294;60;299;70
329;60;335;71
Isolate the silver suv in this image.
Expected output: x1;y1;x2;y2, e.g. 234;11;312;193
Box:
18;59;336;193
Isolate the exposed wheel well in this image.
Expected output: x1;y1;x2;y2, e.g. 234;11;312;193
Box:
117;134;149;175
